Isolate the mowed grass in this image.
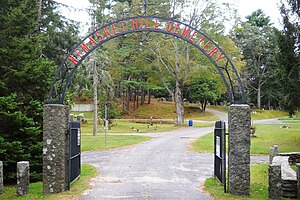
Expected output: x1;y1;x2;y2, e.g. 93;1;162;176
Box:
1;164;98;200
251;109;288;120
204;164;288;200
190;132;214;153
80;120;179;134
81;135;152;151
207;105;228;113
191;123;300;155
123;101;219;121
250;123;300;154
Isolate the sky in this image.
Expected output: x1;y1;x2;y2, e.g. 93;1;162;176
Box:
55;0;282;35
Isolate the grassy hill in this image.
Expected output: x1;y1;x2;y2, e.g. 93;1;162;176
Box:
123;100;219;121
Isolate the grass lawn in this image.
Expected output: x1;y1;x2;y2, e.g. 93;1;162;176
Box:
207;105;228;113
250;123;300;154
1;164;98;200
78;118;213;135
80;120;179;135
117;101;219;121
251;109;288;120
190;132;214;153
81;135;152;151
191;123;300;155
204;164;289;200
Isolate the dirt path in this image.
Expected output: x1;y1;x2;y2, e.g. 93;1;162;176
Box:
80;127;213;200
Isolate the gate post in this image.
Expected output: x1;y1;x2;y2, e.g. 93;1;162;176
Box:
43;104;69;194
228;104;251;196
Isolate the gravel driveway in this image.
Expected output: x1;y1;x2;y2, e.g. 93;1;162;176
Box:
79;109;275;199
80;127;214;200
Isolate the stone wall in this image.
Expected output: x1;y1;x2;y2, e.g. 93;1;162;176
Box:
269;150;300;199
43;104;70;194
278;153;300;165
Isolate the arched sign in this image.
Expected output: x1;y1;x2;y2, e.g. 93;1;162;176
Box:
48;16;246;104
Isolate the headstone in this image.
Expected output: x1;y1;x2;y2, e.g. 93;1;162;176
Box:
268;164;282;199
297;163;300;199
43;104;70;194
269;145;279;164
76;115;81;123
0;161;3;195
69;114;74;122
17;161;30;196
228;104;251;196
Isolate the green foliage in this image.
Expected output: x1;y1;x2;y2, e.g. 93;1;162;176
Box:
186;76;220;112
245;9;272;27
234;11;278;109
277;0;300;116
0;95;43;182
0;0;79;183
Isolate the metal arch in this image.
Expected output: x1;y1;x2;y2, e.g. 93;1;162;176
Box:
48;15;246;104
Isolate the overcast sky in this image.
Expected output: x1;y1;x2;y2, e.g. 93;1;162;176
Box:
55;0;282;35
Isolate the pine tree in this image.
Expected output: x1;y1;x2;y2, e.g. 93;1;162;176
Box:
0;0;79;183
277;0;300;116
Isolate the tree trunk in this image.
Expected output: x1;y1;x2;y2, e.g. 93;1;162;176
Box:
122;88;125;112
203;100;207;113
175;79;184;125
147;89;151;104
141;86;145;106
126;88;130;113
173;39;184;125
93;61;98;136
257;85;261;109
136;88;139;109
36;0;42;32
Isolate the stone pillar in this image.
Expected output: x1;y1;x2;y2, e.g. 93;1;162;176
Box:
297;163;300;199
17;161;30;196
269;145;279;164
228;104;251;196
0;161;3;195
43;104;69;194
269;164;282;199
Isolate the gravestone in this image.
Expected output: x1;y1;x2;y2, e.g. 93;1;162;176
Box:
269;145;278;164
17;161;30;196
228;104;251;196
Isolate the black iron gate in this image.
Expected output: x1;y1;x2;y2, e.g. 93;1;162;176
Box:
68;121;81;188
214;120;226;193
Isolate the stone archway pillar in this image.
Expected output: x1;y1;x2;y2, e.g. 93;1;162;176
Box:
228;104;251;196
43;104;69;194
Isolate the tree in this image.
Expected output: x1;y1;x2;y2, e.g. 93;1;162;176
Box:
245;9;272;27
0;0;54;183
187;76;220;112
234;10;278;109
0;0;80;183
147;0;239;125
277;0;300;116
